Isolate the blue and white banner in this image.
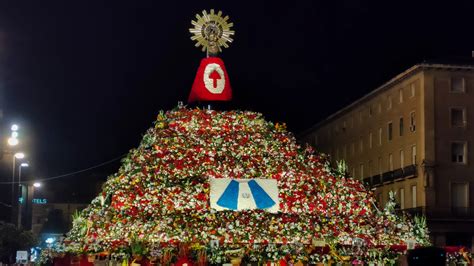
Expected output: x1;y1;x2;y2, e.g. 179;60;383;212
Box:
210;178;279;213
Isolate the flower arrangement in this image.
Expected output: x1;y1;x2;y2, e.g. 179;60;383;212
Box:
60;107;430;263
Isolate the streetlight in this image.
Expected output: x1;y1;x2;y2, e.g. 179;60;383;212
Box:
11;152;25;225
17;163;29;228
33;182;41;188
11;124;19;131
7;137;19;146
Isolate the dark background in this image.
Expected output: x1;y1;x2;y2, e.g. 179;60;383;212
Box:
0;0;473;220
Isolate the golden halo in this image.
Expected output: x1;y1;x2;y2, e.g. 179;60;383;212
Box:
189;9;235;53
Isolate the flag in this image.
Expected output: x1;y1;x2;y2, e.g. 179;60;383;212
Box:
210;178;279;213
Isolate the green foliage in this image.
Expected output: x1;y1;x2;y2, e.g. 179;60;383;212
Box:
335;160;348;177
0;221;37;263
130;239;147;256
413;216;430;246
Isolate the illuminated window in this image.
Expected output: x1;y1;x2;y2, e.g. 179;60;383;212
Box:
389;153;393;171
400;150;405;168
410;83;415;98
368;160;373;176
369;132;373;148
411;185;417;208
411;145;417;165
388;122;393;141
410;112;416;132
399;188;405;209
399;117;404;136
387;96;392;110
378;157;382;175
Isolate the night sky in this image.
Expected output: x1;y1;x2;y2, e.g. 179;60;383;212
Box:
0;1;473;209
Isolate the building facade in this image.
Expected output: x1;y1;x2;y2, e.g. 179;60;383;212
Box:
300;62;474;250
31;202;87;238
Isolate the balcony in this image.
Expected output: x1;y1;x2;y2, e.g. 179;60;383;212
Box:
382;171;394;183
392;168;404;180
372;174;382;186
399;206;474;219
403;164;417;178
363;177;372;187
365;165;418;188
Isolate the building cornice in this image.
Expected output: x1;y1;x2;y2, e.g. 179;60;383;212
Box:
299;63;474;138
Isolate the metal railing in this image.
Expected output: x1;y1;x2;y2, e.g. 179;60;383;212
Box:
365;164;418;188
399;206;474;219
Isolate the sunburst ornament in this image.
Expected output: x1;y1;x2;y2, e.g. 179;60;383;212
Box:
189;9;235;56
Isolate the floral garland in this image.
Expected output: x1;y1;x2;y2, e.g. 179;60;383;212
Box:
62;106;430;262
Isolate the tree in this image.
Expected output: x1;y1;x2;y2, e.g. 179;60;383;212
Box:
0;221;37;263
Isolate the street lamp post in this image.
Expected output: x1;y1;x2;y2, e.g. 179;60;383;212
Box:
17;163;29;228
11;152;25;225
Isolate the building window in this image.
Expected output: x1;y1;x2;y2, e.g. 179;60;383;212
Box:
359;111;363;123
350;117;354;128
410;83;415;98
387;96;392;110
399;89;403;103
369;106;373;116
359;137;363;153
451;77;465;93
342;121;346;132
400;188;405;209
450;107;466;127
451;142;467;164
411;185;417;208
378;103;382;114
369;132;373;149
368;160;373;177
378;157;382;175
411;145;417;165
389;153;393;171
400;150;405;168
410;111;416;132
360;163;364;179
399;117;404;136
451;183;469;211
378;128;382;146
388;122;393;141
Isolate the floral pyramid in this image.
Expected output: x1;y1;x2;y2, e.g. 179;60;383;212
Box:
63;106;429;262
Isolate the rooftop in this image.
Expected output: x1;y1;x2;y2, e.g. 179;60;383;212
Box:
299;58;474;137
